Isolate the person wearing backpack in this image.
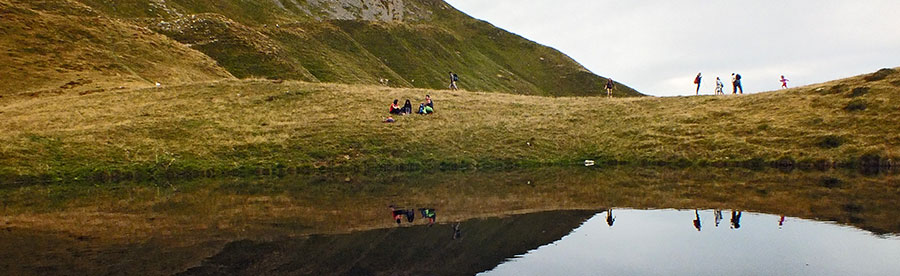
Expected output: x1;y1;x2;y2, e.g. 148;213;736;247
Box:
731;73;743;94
605;78;615;98
694;72;702;95
449;71;459;90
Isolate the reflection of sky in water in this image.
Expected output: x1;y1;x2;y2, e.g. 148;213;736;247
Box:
480;209;900;276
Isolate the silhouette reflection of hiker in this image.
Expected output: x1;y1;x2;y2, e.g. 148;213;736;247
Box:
419;208;436;226
693;210;702;231
779;215;785;228
731;210;742;229
452;223;462;240
714;210;723;227
606;209;615;227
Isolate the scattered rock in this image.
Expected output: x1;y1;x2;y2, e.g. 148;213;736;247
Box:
863;68;895;82
821;84;846;95
844;99;867;111
849;87;869;97
817;135;846;149
59;78;92;89
820;177;843;188
78;88;106;95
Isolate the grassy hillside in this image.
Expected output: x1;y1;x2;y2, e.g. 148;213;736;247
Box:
1;0;641;97
1;68;897;182
0;0;233;96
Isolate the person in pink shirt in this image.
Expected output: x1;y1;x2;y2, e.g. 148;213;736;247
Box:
780;75;790;89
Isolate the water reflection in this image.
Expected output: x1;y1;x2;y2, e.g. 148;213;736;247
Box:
715;209;723;227
605;209;615;227
2;168;899;275
731;210;743;229
481;209;900;276
178;210;596;276
693;209;701;231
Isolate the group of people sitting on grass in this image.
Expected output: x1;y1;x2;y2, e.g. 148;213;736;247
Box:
385;95;434;122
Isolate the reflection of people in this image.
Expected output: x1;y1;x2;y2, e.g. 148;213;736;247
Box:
389;205;414;225
779;215;785;228
714;210;723;227
606;209;615;227
419;208;437;226
693;210;702;231
452;223;462;240
731;210;742;229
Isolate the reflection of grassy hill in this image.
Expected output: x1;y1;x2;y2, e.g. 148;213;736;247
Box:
1;168;898;275
2;0;640;97
179;210;595;276
1;68;897;181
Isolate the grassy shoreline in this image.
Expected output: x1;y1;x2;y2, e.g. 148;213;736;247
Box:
2;68;899;184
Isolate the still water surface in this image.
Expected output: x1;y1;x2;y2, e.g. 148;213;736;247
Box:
2;168;899;275
481;209;900;276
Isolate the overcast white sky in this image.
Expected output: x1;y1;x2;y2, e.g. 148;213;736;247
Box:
444;0;900;96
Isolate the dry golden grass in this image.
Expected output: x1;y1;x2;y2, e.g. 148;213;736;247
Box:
1;68;898;180
0;0;233;96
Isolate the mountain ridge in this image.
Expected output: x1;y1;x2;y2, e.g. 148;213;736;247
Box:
1;0;642;97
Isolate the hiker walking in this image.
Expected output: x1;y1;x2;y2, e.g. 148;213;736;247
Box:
694;72;702;95
449;71;459;90
605;78;615;98
715;77;724;95
732;73;743;94
780;75;789;89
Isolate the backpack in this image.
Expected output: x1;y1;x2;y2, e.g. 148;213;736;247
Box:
452;73;459;82
735;74;742;80
694;76;700;84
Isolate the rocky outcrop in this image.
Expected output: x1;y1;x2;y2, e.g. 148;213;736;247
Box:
275;0;431;22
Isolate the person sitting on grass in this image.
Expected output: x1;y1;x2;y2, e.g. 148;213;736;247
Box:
416;103;426;114
389;99;402;115
402;99;413;114
425;95;434;109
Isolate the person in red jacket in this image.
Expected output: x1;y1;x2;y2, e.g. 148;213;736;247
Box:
389;99;402;114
